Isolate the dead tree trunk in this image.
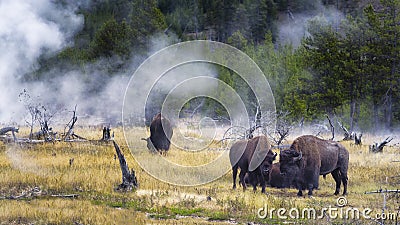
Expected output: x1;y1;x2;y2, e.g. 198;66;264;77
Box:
113;141;138;191
369;137;393;153
354;133;362;145
326;115;335;141
337;120;354;141
101;127;111;141
64;105;78;141
0;127;19;142
245;104;262;139
267;111;293;145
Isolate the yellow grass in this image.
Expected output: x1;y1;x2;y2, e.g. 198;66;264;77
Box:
0;127;399;224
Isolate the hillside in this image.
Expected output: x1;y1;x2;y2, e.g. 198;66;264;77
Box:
2;0;400;132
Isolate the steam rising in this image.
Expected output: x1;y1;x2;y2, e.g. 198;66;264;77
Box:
0;0;84;124
278;2;345;47
0;0;346;129
0;0;174;126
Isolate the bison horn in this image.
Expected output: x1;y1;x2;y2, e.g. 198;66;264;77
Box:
141;138;148;141
293;151;302;162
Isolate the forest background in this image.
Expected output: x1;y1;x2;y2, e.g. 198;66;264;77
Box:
13;0;400;133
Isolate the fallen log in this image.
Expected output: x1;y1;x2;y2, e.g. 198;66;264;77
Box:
50;194;79;198
64;139;88;143
0;127;19;142
369;137;393;153
71;133;87;140
113;141;138;191
0;127;19;135
365;189;400;194
0;135;16;143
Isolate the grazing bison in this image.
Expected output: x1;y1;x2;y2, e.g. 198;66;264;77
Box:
279;135;349;196
142;113;173;155
229;135;277;193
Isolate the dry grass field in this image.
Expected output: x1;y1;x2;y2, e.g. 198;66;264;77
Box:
0;126;399;225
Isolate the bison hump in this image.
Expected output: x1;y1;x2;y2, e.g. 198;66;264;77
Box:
229;140;248;166
249;136;271;172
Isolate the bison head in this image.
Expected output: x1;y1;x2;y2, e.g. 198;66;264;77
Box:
260;151;277;177
279;149;302;176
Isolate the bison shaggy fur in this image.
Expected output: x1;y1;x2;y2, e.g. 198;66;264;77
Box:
229;136;277;193
244;162;295;189
279;135;349;196
142;113;173;155
269;162;296;188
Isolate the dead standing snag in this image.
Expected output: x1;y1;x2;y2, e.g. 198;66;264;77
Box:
113;141;138;191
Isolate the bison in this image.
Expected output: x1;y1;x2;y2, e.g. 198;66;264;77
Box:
229;135;277;193
269;162;296;188
244;162;295;189
141;113;173;155
279;135;349;197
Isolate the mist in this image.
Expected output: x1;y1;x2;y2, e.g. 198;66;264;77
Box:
0;0;180;127
277;1;346;47
0;0;84;124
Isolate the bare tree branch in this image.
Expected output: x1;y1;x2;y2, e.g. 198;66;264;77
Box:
326;115;335;140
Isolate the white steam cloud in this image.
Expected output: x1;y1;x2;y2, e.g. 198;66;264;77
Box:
0;0;84;124
0;0;204;128
0;0;151;126
278;1;346;47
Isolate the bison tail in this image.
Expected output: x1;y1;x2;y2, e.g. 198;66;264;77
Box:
323;174;326;179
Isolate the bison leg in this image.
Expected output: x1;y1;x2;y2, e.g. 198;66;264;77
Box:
248;172;258;192
251;179;257;192
307;184;314;196
239;169;247;191
232;165;238;189
341;171;348;195
297;189;303;196
296;183;303;196
260;176;266;194
331;169;341;195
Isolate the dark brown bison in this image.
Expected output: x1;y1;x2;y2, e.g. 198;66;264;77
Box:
279;135;349;196
269;162;296;188
244;162;295;189
142;113;173;155
229;135;277;193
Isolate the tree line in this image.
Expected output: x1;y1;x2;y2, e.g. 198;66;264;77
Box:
31;0;399;132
